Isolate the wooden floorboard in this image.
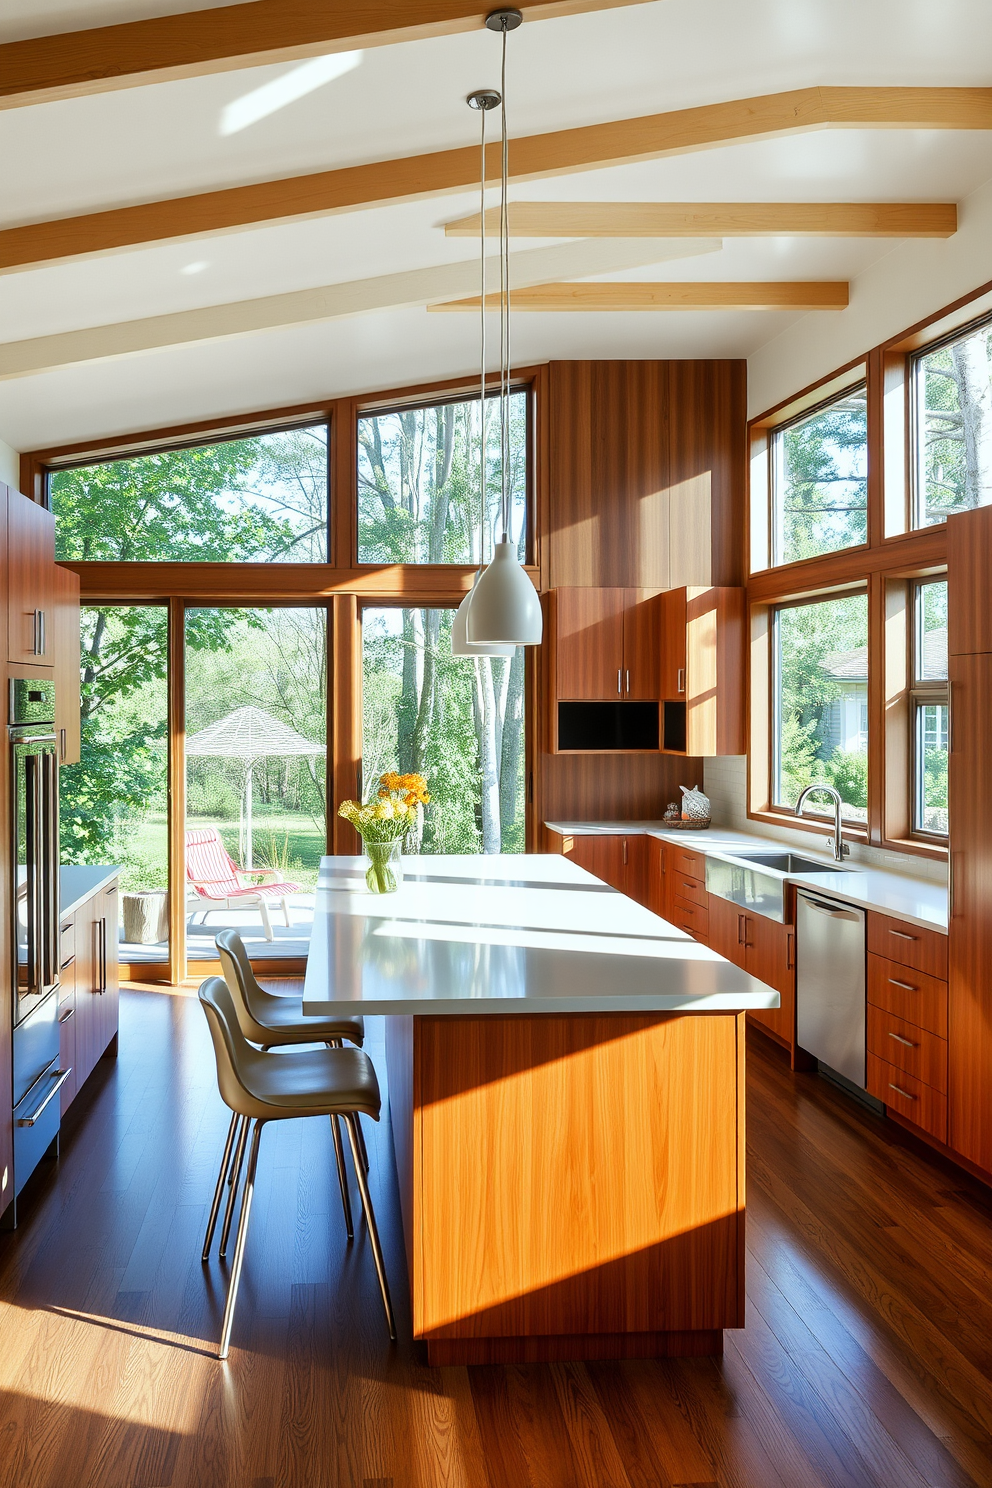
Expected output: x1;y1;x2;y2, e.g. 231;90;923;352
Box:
1;992;991;1487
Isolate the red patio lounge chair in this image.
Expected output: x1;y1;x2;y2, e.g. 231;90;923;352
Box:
185;827;300;942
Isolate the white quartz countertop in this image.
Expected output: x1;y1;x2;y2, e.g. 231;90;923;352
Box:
60;864;120;920
545;821;948;933
302;854;779;1016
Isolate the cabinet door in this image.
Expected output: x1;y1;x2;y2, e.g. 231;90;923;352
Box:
660;588;687;700
73;902;101;1091
554;588;625;700
54;564;81;766
621;591;661;699
948;651;992;1171
647;838;667;918
622;836;651;907
8;490;55;666
744;914;795;1044
565;834;625;892
708;894;745;967
98;882;120;1059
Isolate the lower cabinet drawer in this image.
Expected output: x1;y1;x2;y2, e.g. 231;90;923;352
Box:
867;953;947;1038
670;846;705;881
672;896;709;940
672;873;707;908
867;1006;947;1093
867;1054;947;1143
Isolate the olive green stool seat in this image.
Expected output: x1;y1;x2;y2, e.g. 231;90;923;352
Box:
198;975;395;1360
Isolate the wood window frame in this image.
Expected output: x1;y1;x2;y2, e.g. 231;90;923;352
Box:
24;368;546;981
744;282;992;861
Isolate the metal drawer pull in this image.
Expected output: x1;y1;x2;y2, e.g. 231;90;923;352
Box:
888;1082;917;1101
888;978;917;991
890;929;918;941
16;1069;71;1125
61;954;75;971
617;669;622;695
682;881;695;890
58;1006;74;1024
887;1032;916;1048
625;669;630;693
677;667;685;693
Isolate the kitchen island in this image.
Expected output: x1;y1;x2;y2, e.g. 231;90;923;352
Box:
303;854;776;1364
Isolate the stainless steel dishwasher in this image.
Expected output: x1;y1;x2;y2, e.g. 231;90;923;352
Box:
795;890;866;1088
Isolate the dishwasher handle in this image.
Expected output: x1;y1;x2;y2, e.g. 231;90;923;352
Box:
798;893;863;921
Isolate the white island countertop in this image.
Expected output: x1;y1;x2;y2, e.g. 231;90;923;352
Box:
302;854;779;1016
546;821;948;933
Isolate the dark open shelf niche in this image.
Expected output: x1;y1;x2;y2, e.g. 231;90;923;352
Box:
663;701;687;753
557;701;660;752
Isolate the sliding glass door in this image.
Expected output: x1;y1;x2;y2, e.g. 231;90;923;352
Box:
59;605;169;965
184;607;327;961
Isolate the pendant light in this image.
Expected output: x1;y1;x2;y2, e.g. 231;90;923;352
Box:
466;9;543;648
452;83;515;658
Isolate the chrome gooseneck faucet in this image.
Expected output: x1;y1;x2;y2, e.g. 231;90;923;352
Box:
795;783;851;863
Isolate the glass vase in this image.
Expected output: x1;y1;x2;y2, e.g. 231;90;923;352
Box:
364;839;403;894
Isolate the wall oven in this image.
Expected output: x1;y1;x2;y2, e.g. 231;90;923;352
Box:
12;676;60;1026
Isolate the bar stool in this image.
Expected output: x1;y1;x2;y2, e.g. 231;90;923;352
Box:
212;928;368;1250
198;975;395;1360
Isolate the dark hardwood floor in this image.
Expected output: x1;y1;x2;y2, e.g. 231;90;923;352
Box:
2;986;991;1488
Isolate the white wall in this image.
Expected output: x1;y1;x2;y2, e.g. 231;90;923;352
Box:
748;172;992;419
0;436;18;490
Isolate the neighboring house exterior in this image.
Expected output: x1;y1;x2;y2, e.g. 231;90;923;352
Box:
819;645;868;755
820;628;948;758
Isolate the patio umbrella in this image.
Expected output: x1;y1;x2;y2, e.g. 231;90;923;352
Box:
186;705;324;868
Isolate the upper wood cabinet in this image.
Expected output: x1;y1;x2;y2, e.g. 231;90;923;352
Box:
54;564;81;766
660;586;745;756
7;488;55;667
551;588;661;701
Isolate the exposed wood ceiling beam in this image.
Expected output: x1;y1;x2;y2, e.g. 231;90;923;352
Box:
428;282;851;310
444;201;959;238
1;87;988;273
0;0;651;110
0;239;718;380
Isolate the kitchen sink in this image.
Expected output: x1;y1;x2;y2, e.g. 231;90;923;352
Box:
725;852;852;876
705;849;855;923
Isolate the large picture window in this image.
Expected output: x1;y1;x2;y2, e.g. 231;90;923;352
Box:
911;580;948;836
913;317;992;527
357;392;528;565
362;607;525;853
50;423;329;562
770;386;868;566
772;592;869;823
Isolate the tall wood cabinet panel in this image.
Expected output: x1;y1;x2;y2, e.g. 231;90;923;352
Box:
69;881;120;1098
947;649;992;1172
7;490;55;666
54;564;81;766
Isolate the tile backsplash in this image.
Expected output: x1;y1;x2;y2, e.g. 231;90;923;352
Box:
702;756;948;885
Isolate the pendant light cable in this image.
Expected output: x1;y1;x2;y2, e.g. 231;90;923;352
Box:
479;99;488;568
499;20;511;547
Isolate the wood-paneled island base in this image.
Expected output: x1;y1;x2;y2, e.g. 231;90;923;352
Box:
303;855;776;1365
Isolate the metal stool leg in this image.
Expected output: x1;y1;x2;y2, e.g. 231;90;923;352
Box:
354;1114;370;1172
344;1113;395;1340
330;1115;354;1240
202;1111;238;1261
220;1115;249;1258
218;1119;264;1360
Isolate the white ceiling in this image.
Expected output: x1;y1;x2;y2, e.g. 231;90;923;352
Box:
2;0;992;451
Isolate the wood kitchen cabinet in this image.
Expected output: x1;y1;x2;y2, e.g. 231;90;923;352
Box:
659;586;745;756
550;830;652;907
53;564;81;765
7;487;55;666
708;894;795;1049
63;878;120;1105
551;587;661;701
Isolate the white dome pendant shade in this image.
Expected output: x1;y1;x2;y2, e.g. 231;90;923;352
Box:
452;571;516;656
466;539;542;645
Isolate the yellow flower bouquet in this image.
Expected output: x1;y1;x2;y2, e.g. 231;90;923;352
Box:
338;772;430;893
